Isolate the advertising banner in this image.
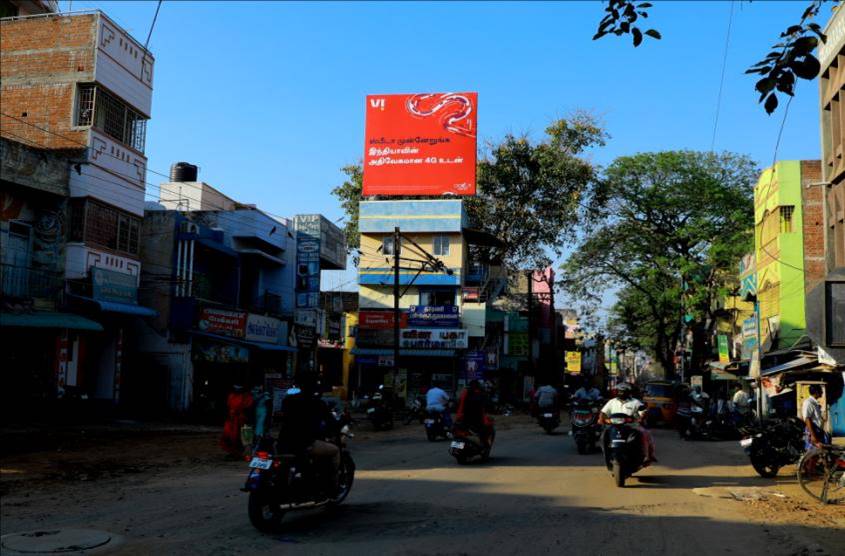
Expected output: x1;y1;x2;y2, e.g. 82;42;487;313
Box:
295;215;322;309
198;308;247;338
717;334;730;364
399;328;468;349
194;341;249;363
363;92;478;196
565;351;582;374
245;314;287;344
507;332;529;356
463;351;486;381
92;267;138;304
356;328;395;347
358;310;408;330
741;315;758;360
294;324;316;349
407;305;460;327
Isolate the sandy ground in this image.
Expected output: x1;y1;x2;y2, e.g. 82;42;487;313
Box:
2;415;843;555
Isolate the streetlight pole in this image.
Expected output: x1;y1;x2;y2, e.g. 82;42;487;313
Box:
393;226;401;390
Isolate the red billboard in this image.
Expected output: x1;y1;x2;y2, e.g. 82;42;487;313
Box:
359;310;408;330
363;92;477;196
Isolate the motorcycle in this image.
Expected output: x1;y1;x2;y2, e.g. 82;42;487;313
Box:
243;419;355;532
570;400;601;454
602;412;646;487
677;403;709;440
739;416;805;478
450;424;495;465
404;395;426;425
365;385;394;431
537;409;560;434
424;409;450;442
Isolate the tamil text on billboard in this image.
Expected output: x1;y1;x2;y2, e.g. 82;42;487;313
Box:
363;92;477;196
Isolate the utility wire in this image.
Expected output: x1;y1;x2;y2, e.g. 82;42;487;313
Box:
710;0;735;152
143;1;163;51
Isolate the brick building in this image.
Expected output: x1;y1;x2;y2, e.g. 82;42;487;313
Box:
1;6;157;408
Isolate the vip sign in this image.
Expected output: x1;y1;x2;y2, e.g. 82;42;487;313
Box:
363;92;478;196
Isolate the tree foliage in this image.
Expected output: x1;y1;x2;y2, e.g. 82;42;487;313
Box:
331;114;607;270
593;0;830;114
561;151;757;374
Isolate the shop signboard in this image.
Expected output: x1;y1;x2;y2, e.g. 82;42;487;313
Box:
356;328;395;347
741;315;758;360
295;215;322;308
485;348;499;371
690;375;703;389
407;305;460;327
507;332;529;356
399;328;468;349
565;351;582;374
91;267;138;304
194;341;249;363
358;310;408;330
294;325;316;349
717;334;730;364
363;92;478;196
245;314;287;344
198;308;247;338
294;309;322;328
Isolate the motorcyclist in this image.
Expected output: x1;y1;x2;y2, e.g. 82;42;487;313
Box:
534;382;559;414
573;378;602;402
689;385;710;411
599;382;657;465
425;381;452;428
455;380;494;448
277;373;340;496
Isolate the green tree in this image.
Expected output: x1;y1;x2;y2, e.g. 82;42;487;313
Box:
593;0;830;114
562;150;757;374
331;113;607;270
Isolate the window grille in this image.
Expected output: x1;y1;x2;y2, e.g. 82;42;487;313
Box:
780;206;795;233
382;236;399;256
433;235;450;256
76;84;96;126
74;199;141;256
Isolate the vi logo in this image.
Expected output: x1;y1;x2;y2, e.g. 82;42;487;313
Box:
369;98;386;111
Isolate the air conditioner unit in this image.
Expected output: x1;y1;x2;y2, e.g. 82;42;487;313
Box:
180;221;199;235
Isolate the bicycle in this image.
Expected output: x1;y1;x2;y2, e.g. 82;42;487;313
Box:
796;444;845;504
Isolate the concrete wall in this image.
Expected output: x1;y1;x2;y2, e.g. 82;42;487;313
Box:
358;231;464;286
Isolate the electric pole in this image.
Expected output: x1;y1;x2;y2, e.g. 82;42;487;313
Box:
393;226;401;391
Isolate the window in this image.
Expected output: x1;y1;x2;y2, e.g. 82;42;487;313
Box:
433;235;450;256
69;198;141;256
779;205;795;233
75;84;147;152
382;236;399;256
827;281;845;347
419;288;456;307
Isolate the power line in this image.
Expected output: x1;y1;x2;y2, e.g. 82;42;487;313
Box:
143;0;163;51
710;0;734;152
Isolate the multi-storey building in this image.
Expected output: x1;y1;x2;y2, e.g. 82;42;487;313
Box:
1;7;156;408
354;200;469;398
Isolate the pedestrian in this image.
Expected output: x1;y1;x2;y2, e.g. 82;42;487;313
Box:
252;385;272;441
802;384;830;450
221;384;253;459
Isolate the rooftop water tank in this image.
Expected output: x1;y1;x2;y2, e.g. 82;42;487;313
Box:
170;162;198;182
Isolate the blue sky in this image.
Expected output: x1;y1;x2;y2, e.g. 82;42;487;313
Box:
64;1;823;300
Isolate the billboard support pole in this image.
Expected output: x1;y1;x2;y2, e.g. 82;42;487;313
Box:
393;226;401;393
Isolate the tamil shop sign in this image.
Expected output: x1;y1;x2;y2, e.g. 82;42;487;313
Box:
407;305;460;327
198;308;247;338
91;267;138;304
294;324;316;349
245;314;287;344
363;92;478;196
399;328;468;349
295;215;322;309
358;310;408;330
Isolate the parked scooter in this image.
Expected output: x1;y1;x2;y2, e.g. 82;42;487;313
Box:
571;400;602;454
450;424;495;464
739;416;805;477
365;385;394;431
537;409;560;434
602;412;647;487
243;411;355;532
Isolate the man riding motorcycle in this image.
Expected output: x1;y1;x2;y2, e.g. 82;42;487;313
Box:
573;378;602;402
455;380;494;448
535;383;559;413
277;374;340;496
599;382;657;465
425;382;452;428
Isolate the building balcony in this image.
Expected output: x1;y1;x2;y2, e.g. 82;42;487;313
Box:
0;263;64;305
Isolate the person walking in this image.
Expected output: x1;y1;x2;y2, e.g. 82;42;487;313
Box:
221;384;254;459
802;384;830;450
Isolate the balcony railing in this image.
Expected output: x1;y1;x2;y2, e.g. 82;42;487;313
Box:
248;290;285;316
0;263;63;300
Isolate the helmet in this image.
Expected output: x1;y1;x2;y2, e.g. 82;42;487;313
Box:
616;382;633;397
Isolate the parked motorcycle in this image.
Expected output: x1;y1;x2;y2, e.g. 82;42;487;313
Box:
404;395;426;425
602;413;646;487
570;400;601;454
365;385;394;431
243;420;355;532
537;409;560;434
450;425;495;464
739;416;805;478
424;410;450;442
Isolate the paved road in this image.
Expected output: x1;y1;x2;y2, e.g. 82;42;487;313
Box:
2;418;843;555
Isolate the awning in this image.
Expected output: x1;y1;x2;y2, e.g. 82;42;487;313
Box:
196;236;239;258
244;340;297;352
351;347;456;357
236;248;285;265
0;311;104;331
761;355;818;377
69;295;158;317
189;330;295;352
